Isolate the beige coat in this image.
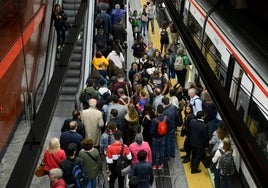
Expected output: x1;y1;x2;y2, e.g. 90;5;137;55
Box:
81;107;104;146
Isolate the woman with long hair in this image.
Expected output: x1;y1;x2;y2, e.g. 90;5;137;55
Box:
52;4;68;49
141;103;156;147
42;137;66;175
180;103;195;163
124;103;140;145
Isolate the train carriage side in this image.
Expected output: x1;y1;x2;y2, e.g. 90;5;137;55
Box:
180;0;268;187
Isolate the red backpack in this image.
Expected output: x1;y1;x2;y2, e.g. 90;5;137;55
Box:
155;116;168;136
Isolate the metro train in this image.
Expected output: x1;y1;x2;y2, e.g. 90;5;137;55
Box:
166;0;268;187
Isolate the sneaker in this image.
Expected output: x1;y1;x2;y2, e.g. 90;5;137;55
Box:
181;155;187;159
179;148;186;152
57;45;61;49
152;165;157;170
158;164;164;169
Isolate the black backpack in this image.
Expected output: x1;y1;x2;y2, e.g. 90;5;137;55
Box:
95;14;104;28
219;149;235;176
116;144;131;176
160;29;169;44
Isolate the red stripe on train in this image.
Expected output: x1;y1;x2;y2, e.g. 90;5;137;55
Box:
0;5;46;79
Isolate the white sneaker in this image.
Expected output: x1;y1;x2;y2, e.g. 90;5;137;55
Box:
57;45;61;49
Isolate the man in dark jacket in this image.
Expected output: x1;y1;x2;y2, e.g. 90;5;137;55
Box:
112;18;127;44
150;104;169;169
60;121;83;154
61;109;86;139
189;111;209;174
162;97;177;160
129;150;154;187
60;143;83;185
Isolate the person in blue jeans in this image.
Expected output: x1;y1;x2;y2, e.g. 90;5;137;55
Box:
150;104;167;169
162;97;177;160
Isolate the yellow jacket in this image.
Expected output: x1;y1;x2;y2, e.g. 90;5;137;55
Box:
92;56;109;70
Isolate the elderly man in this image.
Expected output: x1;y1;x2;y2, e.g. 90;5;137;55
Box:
81;98;104;149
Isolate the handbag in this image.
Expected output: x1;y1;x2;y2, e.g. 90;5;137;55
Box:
141;15;148;22
35;163;48;177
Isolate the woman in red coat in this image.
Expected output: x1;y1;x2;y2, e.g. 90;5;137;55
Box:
42;137;66;174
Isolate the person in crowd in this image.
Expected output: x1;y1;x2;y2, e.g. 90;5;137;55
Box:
141;103;156;147
131;37;147;61
159;21;170;54
209;123;229;157
106;95;128;130
162;97;177;160
94;28;107;55
150;104;168;169
42;138;66;175
131;73;142;94
169;88;179;109
79;79;99;109
146;41;156;58
100;121;117;155
201;90;218;139
106;130;132;188
212;137;236;188
95;6;112;39
102;95;113;124
188;87;203;116
98;79;111;105
128;150;154;188
49;168;66;188
52;4;67;49
147;0;156;34
174;47;190;88
128;62;139;84
140;4;148;37
107;45;125;70
190;111;209;174
129;133;152;165
152;88;164;112
61;109;86;139
152;49;163;67
112;17;127;45
129;10;141;40
110;72;132;96
60;143;83;186
124;103;140;145
149;68;168;96
92;50;110;81
80;98;104;149
180;103;195;163
78;138;102;188
60;121;83;154
136;89;150;114
118;88;131;105
97;0;111;14
111;4;127;25
141;77;154;104
174;83;188;111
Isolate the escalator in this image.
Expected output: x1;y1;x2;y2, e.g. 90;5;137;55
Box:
59;0;84;103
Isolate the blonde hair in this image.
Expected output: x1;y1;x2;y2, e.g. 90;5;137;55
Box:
128;103;139;120
222;137;232;152
48;137;61;154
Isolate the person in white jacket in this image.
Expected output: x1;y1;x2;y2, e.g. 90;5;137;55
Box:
212;137;236;188
107;45;125;69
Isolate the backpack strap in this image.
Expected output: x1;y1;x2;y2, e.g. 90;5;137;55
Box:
120;144;124;156
86;152;97;163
